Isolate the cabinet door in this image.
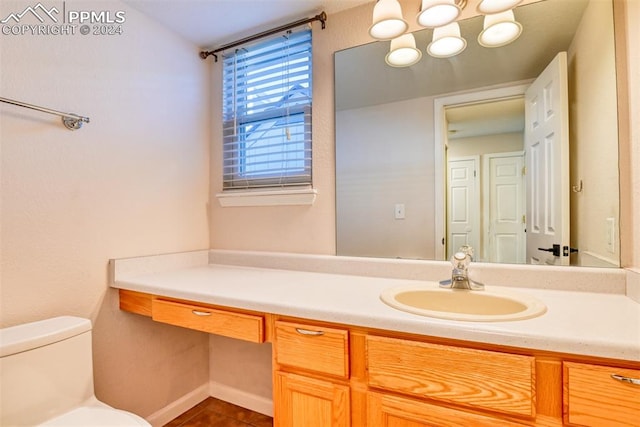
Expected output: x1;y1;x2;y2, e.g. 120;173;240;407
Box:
274;371;350;427
564;362;640;426
367;392;527;427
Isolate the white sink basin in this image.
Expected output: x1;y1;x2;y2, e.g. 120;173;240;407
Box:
380;284;547;322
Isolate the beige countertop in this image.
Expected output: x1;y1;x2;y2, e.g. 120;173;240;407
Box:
110;251;640;362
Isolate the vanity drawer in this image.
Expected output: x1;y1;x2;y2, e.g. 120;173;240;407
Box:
274;320;349;378
366;335;535;418
152;299;264;343
367;391;528;427
564;362;640;426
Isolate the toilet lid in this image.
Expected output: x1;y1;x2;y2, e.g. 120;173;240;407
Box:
39;406;150;426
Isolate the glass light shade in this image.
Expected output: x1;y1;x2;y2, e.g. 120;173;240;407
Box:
478;10;522;47
417;0;461;28
369;0;409;40
427;22;467;58
476;0;523;14
385;33;422;67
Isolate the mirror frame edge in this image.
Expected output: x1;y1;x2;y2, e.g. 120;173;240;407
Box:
612;0;632;268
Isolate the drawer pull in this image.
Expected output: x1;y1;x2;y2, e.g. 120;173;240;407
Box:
191;310;212;317
295;328;325;336
611;374;640;385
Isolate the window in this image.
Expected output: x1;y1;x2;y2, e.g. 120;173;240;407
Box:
222;28;312;190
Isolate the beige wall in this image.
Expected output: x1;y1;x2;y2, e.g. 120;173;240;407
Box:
620;0;640;268
336;97;436;259
632;0;640;268
0;0;210;417
448;133;523;158
568;0;620;267
209;3;379;255
208;0;471;255
209;335;273;405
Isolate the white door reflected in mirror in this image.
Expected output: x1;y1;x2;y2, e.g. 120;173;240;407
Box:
524;52;570;266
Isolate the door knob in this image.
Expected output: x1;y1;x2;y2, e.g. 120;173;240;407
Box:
537;244;561;257
538;245;578;257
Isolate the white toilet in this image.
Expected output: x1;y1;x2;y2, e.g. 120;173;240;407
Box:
0;316;151;426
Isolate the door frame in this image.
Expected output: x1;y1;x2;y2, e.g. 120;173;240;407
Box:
433;82;531;260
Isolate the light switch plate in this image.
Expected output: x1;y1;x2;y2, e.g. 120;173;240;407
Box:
606;217;615;253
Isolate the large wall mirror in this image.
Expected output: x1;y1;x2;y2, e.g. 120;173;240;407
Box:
335;0;620;267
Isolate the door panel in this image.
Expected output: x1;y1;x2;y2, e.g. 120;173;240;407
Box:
525;52;570;265
447;157;479;259
485;153;525;263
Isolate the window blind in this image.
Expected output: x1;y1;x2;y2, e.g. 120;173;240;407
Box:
222;28;312;190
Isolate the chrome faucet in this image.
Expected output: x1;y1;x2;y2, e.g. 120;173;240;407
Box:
439;246;484;290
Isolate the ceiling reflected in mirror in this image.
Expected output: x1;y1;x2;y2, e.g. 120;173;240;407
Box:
336;0;589;112
446;97;524;140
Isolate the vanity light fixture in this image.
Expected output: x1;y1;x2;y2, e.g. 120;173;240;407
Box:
370;0;523;64
369;0;409;40
478;10;522;48
476;0;523;14
386;33;423;66
417;0;465;28
427;22;467;58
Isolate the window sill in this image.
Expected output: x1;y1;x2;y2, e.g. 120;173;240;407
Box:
216;188;317;207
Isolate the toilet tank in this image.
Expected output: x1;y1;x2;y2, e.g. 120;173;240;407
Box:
0;316;96;426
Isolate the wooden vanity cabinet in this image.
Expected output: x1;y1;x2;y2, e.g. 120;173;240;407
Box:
564;362;640;426
271;319;538;427
273;320;351;427
118;291;640;426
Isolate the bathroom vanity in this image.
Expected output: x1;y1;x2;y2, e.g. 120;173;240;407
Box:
111;251;640;426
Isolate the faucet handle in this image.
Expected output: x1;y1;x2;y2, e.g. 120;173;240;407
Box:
451;251;470;269
458;245;474;261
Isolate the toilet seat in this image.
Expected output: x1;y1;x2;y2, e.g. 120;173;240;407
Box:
39;406;150;426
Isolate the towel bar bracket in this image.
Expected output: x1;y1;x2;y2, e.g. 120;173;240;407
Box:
62;115;87;130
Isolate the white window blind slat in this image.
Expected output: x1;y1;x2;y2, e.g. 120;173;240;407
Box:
222;28;312;190
226;46;310;73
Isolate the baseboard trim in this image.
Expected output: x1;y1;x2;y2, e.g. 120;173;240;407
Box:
209;381;273;417
145;383;209;427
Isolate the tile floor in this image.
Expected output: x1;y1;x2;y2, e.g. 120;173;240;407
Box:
164;397;273;427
